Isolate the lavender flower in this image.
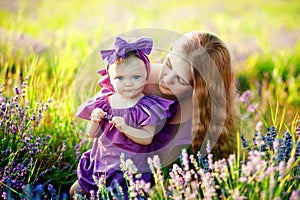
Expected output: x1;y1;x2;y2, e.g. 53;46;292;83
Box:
181;149;190;171
148;155;167;198
239;90;252;105
0;82;66;199
199;168;216;200
247;103;259;113
296;120;300;139
48;184;59;199
229;188;246;200
14;86;20;95
255;121;263;132
290;190;300;200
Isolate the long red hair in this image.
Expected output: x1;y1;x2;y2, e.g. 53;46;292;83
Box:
181;32;240;158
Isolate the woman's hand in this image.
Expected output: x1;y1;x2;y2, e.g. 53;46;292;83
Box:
90;108;107;123
110;116;127;133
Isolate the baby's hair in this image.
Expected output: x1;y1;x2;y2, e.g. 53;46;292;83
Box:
112;52;139;64
108;51;150;80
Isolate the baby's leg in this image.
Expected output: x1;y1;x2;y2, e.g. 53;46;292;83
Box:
69;180;87;199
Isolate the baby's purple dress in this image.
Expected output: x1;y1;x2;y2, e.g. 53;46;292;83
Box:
76;92;175;194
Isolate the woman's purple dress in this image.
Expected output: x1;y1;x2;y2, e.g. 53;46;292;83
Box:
76;92;176;194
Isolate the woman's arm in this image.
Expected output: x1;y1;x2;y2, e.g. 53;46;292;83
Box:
110;116;155;145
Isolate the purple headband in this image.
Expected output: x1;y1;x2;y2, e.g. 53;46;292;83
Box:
98;36;153;92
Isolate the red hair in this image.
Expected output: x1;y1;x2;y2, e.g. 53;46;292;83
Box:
180;32;240;158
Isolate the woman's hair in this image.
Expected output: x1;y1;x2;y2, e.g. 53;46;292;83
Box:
180;32;240;158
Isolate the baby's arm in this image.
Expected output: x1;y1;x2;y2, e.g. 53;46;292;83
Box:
87;108;107;138
110;116;155;145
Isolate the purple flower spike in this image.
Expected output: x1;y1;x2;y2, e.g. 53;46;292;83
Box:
14;86;20;95
239;90;252;104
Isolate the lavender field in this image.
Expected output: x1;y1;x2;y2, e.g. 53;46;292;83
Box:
0;0;300;199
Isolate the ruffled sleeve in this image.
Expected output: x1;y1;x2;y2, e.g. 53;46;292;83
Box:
131;95;175;127
75;91;113;120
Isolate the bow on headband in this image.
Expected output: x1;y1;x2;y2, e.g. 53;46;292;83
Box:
100;36;153;64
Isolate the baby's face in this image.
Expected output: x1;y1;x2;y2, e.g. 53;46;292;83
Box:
109;56;147;99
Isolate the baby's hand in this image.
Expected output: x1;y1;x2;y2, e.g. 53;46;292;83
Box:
110;116;127;133
90;108;107;123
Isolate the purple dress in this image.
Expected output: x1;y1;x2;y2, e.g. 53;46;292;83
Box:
76;92;175;194
151;118;192;167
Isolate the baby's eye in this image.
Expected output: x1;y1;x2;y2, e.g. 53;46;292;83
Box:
116;76;123;80
133;75;141;79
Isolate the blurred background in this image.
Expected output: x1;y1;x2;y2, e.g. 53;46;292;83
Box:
0;0;299;197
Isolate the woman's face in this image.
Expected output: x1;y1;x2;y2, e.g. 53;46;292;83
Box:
159;48;193;99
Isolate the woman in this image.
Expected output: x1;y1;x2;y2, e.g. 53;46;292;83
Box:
70;31;239;198
145;31;240;163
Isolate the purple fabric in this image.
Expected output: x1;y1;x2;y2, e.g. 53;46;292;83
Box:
151;118;192;167
98;37;153;92
100;36;153;66
77;94;174;195
75;91;113;120
97;69;115;92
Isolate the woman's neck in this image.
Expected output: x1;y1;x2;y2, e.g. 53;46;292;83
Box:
169;96;192;124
